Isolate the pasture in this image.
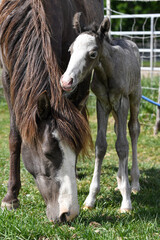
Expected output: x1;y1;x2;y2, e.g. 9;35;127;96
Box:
0;76;160;239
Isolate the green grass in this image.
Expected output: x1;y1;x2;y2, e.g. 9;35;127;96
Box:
1;77;160;239
141;61;160;68
140;76;160;126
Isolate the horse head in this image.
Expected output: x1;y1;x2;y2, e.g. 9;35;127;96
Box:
22;92;79;222
60;14;110;92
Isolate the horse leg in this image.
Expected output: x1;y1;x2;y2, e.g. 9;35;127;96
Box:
1;114;21;210
114;96;131;212
1;72;21;209
128;95;140;194
83;99;110;209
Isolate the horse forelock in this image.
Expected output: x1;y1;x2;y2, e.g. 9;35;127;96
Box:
81;21;112;45
0;0;92;156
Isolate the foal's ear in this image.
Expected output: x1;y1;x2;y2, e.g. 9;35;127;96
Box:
73;12;85;34
37;91;51;120
97;17;110;39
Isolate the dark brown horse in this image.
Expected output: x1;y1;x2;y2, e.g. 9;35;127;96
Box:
0;0;103;222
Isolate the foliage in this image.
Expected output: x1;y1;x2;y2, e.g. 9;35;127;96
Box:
1;76;160;239
104;0;160;32
111;0;160;15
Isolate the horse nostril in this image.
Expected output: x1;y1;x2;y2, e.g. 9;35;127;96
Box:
68;78;73;85
60;212;70;222
60;76;73;86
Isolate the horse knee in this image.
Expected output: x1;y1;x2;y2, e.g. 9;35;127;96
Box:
95;134;107;159
128;119;140;138
116;139;129;160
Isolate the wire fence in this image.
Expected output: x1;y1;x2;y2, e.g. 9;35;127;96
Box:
108;11;160;75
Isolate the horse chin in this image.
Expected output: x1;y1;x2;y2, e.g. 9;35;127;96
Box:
62;86;73;92
62;85;77;96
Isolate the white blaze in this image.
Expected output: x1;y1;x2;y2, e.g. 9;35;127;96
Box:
63;34;97;83
52;130;79;221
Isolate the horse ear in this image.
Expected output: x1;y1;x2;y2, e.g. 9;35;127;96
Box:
37;91;51;120
73;12;85;34
97;17;110;39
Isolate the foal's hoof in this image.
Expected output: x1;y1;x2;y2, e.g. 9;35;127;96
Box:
115;187;119;191
1;200;20;210
82;205;93;210
119;208;132;213
132;189;139;195
131;187;140;195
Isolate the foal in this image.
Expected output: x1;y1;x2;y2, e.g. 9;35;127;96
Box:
60;15;141;212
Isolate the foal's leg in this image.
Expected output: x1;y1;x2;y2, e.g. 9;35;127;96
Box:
1;72;21;209
83;99;110;209
128;94;141;194
114;96;131;212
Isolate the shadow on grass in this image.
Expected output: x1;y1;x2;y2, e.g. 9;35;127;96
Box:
78;165;160;225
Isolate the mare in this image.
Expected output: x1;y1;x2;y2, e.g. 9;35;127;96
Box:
0;1;103;222
60;16;141;212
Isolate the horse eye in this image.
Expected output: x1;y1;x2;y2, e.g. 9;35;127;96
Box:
44;152;53;160
89;51;98;59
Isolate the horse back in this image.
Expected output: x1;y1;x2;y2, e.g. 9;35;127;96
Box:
103;38;141;97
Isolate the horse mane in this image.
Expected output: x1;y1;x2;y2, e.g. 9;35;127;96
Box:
0;0;92;155
83;22;99;34
82;22;111;44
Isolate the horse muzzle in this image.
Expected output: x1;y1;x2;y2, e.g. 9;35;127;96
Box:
60;75;74;92
47;203;79;223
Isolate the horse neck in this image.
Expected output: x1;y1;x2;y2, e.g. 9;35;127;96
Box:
99;40;114;79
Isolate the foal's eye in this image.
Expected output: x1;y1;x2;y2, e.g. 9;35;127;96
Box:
89;51;98;59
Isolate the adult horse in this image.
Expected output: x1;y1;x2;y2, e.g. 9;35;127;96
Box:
60;15;141;212
0;0;104;222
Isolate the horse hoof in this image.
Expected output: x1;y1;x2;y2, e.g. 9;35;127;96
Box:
82;205;93;210
132;189;139;194
119;208;132;213
131;187;140;194
1;200;20;210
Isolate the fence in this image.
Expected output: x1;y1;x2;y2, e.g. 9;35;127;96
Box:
108;12;160;76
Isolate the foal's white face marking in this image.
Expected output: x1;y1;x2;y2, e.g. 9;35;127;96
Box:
60;33;98;91
72;33;97;53
69;33;97;76
52;130;79;221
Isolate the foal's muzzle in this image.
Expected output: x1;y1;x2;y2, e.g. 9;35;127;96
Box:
60;75;74;92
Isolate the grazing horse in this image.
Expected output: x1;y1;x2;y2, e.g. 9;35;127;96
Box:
60;15;141;212
0;1;103;222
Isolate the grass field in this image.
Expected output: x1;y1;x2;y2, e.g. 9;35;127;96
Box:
1;76;160;239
